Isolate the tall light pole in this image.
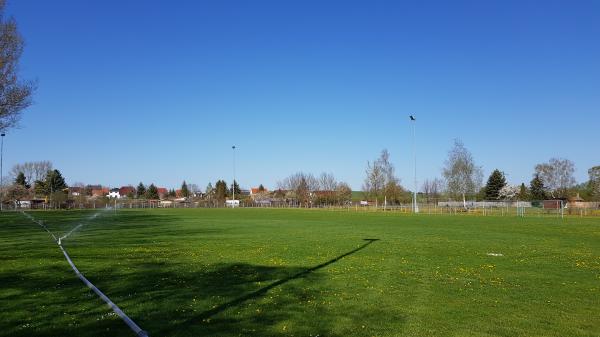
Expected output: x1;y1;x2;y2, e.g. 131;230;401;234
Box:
0;133;5;212
409;116;419;213
232;145;236;203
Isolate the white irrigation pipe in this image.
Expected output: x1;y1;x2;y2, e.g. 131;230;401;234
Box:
22;211;149;337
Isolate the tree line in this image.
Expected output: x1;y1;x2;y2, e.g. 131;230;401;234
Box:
427;139;600;205
3;145;598;209
275;172;352;207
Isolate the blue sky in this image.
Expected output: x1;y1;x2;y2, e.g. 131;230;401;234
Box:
3;0;599;190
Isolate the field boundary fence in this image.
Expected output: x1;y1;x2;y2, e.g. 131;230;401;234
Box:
3;198;599;217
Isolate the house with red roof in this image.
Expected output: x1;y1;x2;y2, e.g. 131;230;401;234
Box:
119;186;136;197
157;188;168;199
91;188;109;197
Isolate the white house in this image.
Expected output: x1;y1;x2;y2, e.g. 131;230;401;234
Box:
225;199;240;207
107;188;121;199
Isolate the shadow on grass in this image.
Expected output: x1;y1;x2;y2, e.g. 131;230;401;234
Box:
2;239;384;337
3;211;389;336
191;239;380;322
0;263;134;337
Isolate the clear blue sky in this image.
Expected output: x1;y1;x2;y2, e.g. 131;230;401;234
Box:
3;0;599;191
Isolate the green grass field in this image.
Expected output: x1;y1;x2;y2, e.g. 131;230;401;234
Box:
1;209;599;337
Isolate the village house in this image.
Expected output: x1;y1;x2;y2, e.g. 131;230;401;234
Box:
107;188;120;198
119;186;136;197
91;187;109;197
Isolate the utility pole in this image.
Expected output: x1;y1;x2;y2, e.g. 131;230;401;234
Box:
232;145;236;204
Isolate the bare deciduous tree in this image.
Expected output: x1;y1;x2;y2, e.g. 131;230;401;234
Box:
318;172;338;191
277;172;318;207
0;1;34;132
534;158;576;199
336;182;352;204
589;166;600;200
422;178;443;204
442;139;483;208
363;149;403;203
10;160;53;183
188;184;200;195
363;160;385;200
3;183;30;207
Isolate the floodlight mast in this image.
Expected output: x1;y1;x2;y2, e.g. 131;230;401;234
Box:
410;116;419;214
232;145;236;204
0;133;4;212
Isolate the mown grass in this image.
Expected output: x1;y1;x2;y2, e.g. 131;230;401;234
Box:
1;208;599;337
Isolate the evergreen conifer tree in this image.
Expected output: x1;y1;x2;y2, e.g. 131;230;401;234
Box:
146;184;159;199
181;181;190;198
519;183;529;200
15;171;30;189
137;182;146;198
45;170;67;194
530;174;547;200
484;169;506;200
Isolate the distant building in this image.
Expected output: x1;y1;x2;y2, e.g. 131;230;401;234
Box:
108;188;121;199
119;186;135;197
91;188;109;197
69;187;83;196
250;187;270;201
157;188;168;199
226;200;240;207
160;200;173;207
250;187;268;195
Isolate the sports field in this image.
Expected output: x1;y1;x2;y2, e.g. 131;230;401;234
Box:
1;209;599;337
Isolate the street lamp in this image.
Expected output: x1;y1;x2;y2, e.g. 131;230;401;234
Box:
232;145;236;203
409;116;419;214
1;133;5;212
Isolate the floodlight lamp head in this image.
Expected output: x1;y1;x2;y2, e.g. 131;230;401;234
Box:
0;133;4;137
409;115;416;121
232;145;236;149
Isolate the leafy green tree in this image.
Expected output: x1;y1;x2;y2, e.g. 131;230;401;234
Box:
484;169;506;200
519;183;529;201
146;184;159;199
33;180;46;197
136;182;146;198
44;169;67;194
50;191;67;208
181;181;190;198
230;180;241;197
14;171;30;189
215;180;228;202
530;174;547;200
